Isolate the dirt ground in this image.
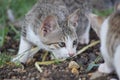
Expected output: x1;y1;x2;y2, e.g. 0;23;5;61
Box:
0;29;118;80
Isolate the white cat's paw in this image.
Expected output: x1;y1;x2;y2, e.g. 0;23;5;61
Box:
11;57;16;62
11;57;21;63
79;35;89;44
11;55;27;63
98;63;113;73
110;78;118;80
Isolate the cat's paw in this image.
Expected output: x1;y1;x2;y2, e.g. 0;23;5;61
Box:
11;54;28;64
11;57;19;63
79;34;89;44
110;78;118;80
98;63;113;73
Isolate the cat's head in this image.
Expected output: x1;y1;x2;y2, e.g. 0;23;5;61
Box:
39;9;80;59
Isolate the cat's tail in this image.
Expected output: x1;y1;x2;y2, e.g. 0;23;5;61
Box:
7;8;23;28
114;45;120;79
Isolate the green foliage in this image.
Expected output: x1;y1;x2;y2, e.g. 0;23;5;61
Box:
0;0;37;47
93;8;113;17
0;27;8;47
0;0;37;66
0;0;37;18
0;53;11;67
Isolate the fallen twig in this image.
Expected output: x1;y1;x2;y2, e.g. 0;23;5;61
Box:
42;51;48;62
75;40;100;56
35;59;64;72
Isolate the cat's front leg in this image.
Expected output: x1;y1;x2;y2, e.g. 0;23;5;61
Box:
79;31;89;44
11;36;33;63
79;23;90;44
98;45;114;73
98;63;114;73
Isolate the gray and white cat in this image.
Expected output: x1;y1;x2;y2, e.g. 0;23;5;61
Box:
12;0;79;63
86;2;120;79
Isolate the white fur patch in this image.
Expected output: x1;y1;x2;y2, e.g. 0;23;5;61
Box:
11;36;32;63
114;45;120;79
27;25;48;50
100;18;110;61
51;36;76;59
98;63;113;73
99;17;114;73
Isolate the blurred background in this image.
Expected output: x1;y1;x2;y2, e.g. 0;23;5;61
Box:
0;0;37;66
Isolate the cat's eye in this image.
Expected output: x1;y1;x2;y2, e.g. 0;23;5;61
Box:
73;39;77;46
58;42;66;47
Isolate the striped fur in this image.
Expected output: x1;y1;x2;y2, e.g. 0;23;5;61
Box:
86;1;120;79
12;0;80;63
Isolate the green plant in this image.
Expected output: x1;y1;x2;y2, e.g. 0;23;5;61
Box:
93;8;113;17
0;53;11;67
0;0;37;47
0;27;8;47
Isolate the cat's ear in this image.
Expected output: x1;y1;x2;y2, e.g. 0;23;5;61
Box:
85;12;105;38
68;9;80;29
114;1;120;11
40;15;59;37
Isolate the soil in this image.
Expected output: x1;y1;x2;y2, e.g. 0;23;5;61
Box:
0;28;118;80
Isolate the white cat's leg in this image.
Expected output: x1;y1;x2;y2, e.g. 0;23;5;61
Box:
114;45;120;80
98;62;113;73
110;78;118;80
98;44;114;73
98;18;114;73
11;36;32;63
79;22;90;44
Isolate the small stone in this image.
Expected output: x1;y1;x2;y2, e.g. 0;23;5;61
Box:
31;77;35;80
80;66;84;71
71;67;79;75
11;76;16;79
82;77;86;80
41;77;46;80
68;61;80;69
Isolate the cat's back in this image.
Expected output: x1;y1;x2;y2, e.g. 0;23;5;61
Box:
63;0;91;13
23;0;68;28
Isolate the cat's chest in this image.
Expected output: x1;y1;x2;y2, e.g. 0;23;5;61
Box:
100;18;110;58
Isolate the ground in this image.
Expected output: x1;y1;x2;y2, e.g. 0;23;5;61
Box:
0;0;118;80
0;29;118;80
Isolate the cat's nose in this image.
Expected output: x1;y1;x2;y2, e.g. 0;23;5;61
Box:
69;53;74;57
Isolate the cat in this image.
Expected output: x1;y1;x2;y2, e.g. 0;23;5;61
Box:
12;0;79;63
85;1;120;79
